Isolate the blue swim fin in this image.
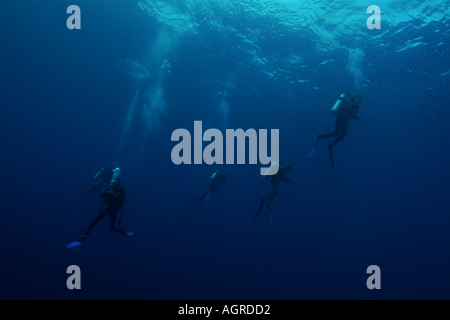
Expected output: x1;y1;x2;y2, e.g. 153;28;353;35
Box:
66;241;82;250
308;134;321;158
125;231;135;237
307;146;316;158
204;189;211;202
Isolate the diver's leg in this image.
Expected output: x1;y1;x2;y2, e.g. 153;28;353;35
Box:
204;189;212;202
331;132;346;146
265;187;278;217
330;116;348;146
107;209;125;235
321;119;341;139
331;125;348;146
328;127;346;170
255;188;277;221
327;127;348;169
254;197;266;221
319;131;339;140
321;115;344;140
194;189;209;205
266;191;277;208
210;182;219;192
82;209;109;239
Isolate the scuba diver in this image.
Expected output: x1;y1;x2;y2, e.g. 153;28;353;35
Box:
194;170;227;205
180;198;192;229
255;163;293;224
66;177;134;249
308;92;364;169
78;166;115;205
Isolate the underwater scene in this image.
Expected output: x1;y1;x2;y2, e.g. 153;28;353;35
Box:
1;0;449;300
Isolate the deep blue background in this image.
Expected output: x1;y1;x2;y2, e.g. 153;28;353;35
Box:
1;1;449;299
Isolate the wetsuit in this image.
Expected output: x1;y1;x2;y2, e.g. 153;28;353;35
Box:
84;186;126;236
255;164;293;221
320;96;360;147
194;171;226;205
265;165;293;205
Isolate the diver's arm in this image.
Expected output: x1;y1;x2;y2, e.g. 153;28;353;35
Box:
99;188;114;199
282;176;294;183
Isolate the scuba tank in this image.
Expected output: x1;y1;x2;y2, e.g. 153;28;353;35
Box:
331;93;347;115
93;168;103;180
262;161;278;180
210;170;220;181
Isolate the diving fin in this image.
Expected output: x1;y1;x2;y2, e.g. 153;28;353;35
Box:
204;189;211;202
254;198;265;221
125;231;135;237
195;190;209;205
66;234;87;249
308;134;321;158
328;142;335;169
307;146;316;158
66;240;82;250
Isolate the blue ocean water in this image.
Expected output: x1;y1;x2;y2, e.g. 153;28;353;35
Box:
1;0;449;300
